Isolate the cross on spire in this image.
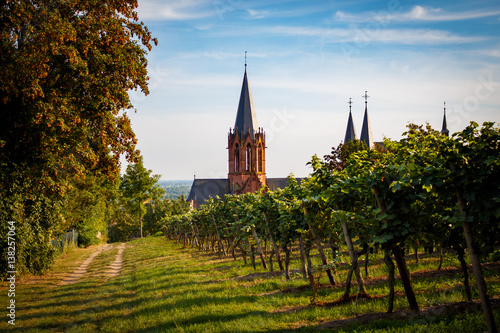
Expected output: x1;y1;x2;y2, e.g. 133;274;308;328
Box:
245;51;247;69
348;98;352;112
362;91;370;105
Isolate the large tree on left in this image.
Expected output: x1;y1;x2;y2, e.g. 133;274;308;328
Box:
0;0;156;275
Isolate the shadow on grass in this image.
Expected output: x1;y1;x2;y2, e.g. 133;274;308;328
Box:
14;289;272;332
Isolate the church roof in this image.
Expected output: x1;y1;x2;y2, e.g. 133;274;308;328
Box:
360;102;374;149
344;110;357;143
233;68;259;139
267;178;304;191
187;179;230;207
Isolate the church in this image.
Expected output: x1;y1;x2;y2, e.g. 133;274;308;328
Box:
187;65;450;209
187;64;293;208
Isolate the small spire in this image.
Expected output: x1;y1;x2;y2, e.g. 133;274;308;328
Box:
360;91;374;149
441;101;449;137
344;98;357;144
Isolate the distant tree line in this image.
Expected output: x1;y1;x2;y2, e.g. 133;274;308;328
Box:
160;181;191;199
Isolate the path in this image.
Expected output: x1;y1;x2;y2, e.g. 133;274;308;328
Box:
104;243;126;279
59;243;126;285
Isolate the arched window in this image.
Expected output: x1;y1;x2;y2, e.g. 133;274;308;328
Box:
234;144;240;172
258;144;263;172
246;144;252;171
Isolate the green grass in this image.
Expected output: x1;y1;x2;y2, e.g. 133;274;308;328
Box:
1;237;498;332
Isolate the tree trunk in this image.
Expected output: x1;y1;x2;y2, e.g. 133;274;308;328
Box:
455;244;472;302
238;242;247;265
174;226;179;242
263;212;284;271
269;250;274;272
393;245;419;311
384;248;395;313
437;247;443;270
457;189;497;333
342;256;356;300
341;221;366;294
414;243;419;265
284;244;291;280
374;185;418;312
364;245;370;278
248;239;256;269
250;245;256;270
305;208;335;285
211;235;216;253
211;214;226;257
305;239;314;280
251;226;268;269
298;235;308;280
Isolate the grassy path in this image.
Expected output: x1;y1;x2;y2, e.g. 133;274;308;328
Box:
1;236;499;332
59;244;113;286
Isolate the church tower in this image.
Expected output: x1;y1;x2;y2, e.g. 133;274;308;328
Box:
344;98;357;143
441;102;450;137
228;63;266;194
360;91;374;149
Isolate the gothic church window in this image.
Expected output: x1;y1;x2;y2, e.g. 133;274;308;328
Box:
234;144;240;172
258;144;263;172
246;144;252;171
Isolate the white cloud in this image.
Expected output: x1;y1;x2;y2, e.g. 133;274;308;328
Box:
265;26;484;45
246;9;269;19
334;5;500;23
402;5;500;21
137;0;215;21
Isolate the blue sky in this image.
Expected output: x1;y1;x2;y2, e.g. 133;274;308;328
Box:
126;0;500;180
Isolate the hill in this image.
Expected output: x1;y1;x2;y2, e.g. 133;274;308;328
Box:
158;180;192;199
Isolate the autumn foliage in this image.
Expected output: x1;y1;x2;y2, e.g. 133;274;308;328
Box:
0;0;156;276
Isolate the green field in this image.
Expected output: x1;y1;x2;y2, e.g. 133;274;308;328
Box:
1;236;499;332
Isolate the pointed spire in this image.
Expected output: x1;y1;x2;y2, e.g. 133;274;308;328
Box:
233;55;258;139
344;98;357;143
441;101;449;137
360;91;374;149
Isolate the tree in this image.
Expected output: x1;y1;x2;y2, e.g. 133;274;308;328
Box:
441;122;499;333
0;0;156;275
119;157;164;239
62;172;116;246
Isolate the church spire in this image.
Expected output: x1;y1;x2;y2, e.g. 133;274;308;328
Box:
233;55;258;139
360;91;374;149
228;57;266;194
441;101;449;137
344;98;357;143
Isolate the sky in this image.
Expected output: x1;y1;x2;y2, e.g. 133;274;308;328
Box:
124;0;500;180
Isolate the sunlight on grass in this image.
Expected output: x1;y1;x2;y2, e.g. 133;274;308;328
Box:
1;237;498;332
